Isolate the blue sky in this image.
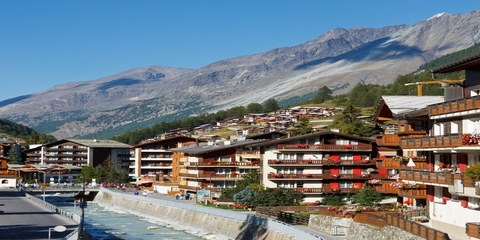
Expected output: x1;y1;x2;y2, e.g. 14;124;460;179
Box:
1;1;479;102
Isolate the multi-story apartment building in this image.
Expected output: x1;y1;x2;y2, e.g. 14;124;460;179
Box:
373;95;446;205
24;139;131;182
130;136;198;181
257;131;387;202
172;138;266;198
392;54;480;239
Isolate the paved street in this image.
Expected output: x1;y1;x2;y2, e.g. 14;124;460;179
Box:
0;189;77;240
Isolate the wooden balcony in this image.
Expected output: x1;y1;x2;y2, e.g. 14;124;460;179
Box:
184;161;260;167
0;170;18;177
375;158;400;169
376;134;400;146
453;173;475;187
429;97;480;116
399;169;453;185
295;187;360;194
267;159;375;166
399;134;462;149
178;173;244;180
398;188;427;199
372;181;398;194
267;173;394;180
277;144;372;151
466;222;480;239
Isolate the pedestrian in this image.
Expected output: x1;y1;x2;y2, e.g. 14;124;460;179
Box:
143;191;148;197
175;193;180;200
185;192;190;200
134;191;139;196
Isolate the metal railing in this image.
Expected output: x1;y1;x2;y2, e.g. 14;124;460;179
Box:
24;193;81;240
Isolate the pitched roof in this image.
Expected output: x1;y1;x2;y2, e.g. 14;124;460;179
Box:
381;96;444;115
431;53;480;73
65;139;131;148
172;139;268;155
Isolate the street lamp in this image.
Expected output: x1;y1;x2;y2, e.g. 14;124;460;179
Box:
48;225;66;240
39;171;47;201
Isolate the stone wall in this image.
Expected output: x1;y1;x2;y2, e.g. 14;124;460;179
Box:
309;215;425;240
93;190;316;240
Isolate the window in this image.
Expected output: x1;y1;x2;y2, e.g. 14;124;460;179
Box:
339;168;353;174
339;181;353;188
451;122;459;134
214;168;231;174
350;140;358;145
468;197;480;210
434;123;444;136
340;153;353;160
451;155;457;168
434;186;443;203
336;140;350;145
214;157;231;162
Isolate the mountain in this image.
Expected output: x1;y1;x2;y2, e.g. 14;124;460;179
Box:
1;10;480;139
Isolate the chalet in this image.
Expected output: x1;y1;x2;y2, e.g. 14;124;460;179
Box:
371;53;480;239
172;139;266;199
255;131;386;202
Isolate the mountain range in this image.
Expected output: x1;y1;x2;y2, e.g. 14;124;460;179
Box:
1;10;480;139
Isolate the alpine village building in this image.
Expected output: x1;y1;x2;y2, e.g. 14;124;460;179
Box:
374;53;480;239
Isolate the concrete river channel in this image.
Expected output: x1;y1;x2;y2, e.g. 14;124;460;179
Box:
35;193;204;240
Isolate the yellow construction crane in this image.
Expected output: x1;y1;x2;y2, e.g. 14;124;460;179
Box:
404;79;464;96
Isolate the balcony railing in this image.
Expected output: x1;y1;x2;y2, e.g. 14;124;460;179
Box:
399;169;453;185
429;97;480;116
372;181;398;194
184;161;260;167
375;158;400;169
398;188;427;199
267;173;394;180
179;173;244;179
0;170;18;177
294;187;360;194
399;134;462;149
466;222;480;239
277;144;372;151
267;159;374;166
376;134;400;146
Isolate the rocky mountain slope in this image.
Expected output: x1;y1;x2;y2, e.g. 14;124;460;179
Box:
1;10;480;139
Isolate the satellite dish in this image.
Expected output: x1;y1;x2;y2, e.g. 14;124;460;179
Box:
54;225;66;232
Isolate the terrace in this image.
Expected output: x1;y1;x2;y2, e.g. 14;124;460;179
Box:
277;144;372;151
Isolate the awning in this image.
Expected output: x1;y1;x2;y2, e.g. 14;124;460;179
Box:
240;154;260;159
379;151;397;157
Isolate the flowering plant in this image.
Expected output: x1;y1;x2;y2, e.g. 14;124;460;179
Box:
331;159;341;164
368;179;381;184
390;182;426;189
462;133;480;145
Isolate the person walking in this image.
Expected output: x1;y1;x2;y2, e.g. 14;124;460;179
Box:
143;191;148;197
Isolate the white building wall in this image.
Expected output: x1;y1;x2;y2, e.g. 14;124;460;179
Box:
429;200;478;239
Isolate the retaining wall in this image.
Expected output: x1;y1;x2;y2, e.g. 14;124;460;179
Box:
309;215;425;240
94;188;323;240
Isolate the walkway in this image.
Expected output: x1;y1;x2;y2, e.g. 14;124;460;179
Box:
0;189;77;240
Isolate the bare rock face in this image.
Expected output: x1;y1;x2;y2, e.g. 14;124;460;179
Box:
1;10;480;139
